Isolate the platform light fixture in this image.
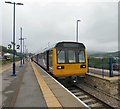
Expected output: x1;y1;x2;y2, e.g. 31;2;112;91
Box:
5;1;24;76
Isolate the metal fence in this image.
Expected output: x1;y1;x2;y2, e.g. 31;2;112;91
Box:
88;57;120;77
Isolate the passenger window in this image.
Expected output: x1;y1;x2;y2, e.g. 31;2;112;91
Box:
79;51;85;62
68;50;75;63
57;50;65;63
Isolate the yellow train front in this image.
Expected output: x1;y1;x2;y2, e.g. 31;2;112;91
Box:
33;41;88;79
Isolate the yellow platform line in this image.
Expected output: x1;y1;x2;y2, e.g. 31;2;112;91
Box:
31;62;62;108
0;61;20;74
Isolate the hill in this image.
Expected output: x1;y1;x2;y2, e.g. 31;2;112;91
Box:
88;51;120;58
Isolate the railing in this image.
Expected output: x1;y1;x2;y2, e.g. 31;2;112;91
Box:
88;57;120;77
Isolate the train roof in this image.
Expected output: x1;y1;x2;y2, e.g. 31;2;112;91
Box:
55;41;85;48
42;41;85;52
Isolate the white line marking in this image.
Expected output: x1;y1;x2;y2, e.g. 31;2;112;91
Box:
38;64;90;108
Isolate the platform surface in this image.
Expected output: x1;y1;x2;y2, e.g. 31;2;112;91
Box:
1;60;87;108
34;62;87;107
2;61;47;107
15;62;47;107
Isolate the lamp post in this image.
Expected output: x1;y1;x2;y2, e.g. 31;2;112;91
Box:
24;45;28;60
23;38;26;64
76;20;80;42
5;1;23;76
19;27;23;67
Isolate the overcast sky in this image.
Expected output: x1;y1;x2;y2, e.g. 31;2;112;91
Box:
2;0;119;53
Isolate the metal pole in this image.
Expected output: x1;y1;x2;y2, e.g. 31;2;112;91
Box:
25;45;26;59
5;1;24;76
102;58;104;77
109;57;113;77
12;2;16;76
20;27;23;67
26;49;28;61
22;38;26;64
76;20;80;42
23;38;24;64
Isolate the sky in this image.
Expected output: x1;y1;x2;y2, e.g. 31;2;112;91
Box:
1;0;119;53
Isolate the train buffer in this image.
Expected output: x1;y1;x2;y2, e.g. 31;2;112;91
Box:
1;60;88;108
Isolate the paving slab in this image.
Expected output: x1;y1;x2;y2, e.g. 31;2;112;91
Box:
15;62;47;107
2;61;47;107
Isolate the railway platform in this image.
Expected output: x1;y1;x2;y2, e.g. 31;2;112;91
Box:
1;60;87;108
2;61;47;107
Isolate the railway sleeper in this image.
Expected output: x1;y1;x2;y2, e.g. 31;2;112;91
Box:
88;102;104;107
82;98;96;104
77;95;89;99
70;89;80;93
67;87;76;90
74;92;84;96
80;96;91;101
84;100;99;106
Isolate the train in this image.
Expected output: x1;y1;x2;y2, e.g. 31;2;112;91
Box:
32;41;88;81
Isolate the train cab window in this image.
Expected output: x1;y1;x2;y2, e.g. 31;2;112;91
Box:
57;50;65;63
68;50;76;63
79;51;85;63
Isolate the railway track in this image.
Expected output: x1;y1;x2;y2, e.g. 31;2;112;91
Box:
34;61;118;108
65;84;114;109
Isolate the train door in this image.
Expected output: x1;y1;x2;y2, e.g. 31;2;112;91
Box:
49;50;53;72
46;50;53;72
46;51;49;71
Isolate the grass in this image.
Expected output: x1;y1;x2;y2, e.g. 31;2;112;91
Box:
0;58;20;66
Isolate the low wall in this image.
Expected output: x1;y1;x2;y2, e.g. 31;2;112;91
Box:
84;73;120;96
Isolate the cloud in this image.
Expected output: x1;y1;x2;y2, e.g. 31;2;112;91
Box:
2;1;118;53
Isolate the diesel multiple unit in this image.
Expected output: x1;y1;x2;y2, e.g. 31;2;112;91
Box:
32;41;88;79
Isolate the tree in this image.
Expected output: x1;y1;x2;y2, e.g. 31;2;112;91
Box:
0;45;13;54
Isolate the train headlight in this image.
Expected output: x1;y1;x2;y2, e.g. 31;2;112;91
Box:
80;65;86;68
57;66;64;69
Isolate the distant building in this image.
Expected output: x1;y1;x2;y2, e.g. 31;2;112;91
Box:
4;53;13;60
